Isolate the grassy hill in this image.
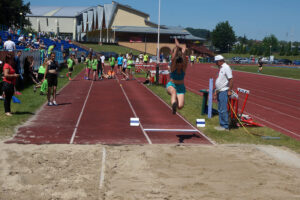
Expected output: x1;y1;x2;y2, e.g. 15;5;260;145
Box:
80;43;143;55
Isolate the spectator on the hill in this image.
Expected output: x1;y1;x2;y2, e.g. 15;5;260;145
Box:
14;51;23;92
47;44;56;58
213;55;233;131
2;54;19;116
4;35;16;51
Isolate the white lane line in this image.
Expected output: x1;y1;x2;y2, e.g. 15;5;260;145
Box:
69;81;94;144
186;78;300;108
246;100;300;120
244;111;300;139
140;82;216;145
186;78;300;110
99;147;106;189
144;128;198;132
117;78;152;144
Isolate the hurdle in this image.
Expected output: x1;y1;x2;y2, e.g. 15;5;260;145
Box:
135;63;169;85
228;88;264;127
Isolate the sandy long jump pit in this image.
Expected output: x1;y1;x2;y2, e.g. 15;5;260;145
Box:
0;143;300;200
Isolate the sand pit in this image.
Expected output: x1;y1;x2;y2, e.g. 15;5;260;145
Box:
0;142;300;200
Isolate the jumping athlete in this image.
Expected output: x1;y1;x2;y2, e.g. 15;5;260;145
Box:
166;38;188;114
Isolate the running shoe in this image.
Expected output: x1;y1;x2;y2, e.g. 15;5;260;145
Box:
172;102;178;115
5;112;12;117
15;91;22;95
69;77;72;81
214;126;229;131
48;102;53;106
53;101;58;106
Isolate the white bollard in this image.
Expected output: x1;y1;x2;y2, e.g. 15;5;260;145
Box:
130;118;140;126
196;119;205;127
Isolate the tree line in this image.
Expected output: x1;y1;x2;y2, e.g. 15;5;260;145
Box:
0;0;31;28
187;21;299;56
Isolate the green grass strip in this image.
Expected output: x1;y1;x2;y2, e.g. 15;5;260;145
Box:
231;65;300;80
0;64;85;139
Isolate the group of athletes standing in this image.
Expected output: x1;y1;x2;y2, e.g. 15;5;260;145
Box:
82;52;136;81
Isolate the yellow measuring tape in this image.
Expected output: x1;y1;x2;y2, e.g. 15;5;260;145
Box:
228;99;263;137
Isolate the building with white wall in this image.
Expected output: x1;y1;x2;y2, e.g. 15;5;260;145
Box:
27;1;206;55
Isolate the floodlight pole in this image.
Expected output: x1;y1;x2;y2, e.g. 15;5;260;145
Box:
157;0;161;61
156;0;161;84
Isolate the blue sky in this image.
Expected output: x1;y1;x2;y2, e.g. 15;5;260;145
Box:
25;0;300;41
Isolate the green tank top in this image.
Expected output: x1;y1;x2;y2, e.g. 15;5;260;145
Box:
38;65;46;74
48;45;54;54
92;59;98;70
127;60;133;65
67;58;74;68
85;58;92;68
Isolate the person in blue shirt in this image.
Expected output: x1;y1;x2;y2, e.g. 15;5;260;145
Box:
166;38;188;114
117;54;124;75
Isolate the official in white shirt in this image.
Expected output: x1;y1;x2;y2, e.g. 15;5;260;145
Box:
213;55;233;131
4;35;16;51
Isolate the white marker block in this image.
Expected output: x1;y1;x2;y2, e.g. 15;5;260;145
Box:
130;118;140;126
196;119;205;127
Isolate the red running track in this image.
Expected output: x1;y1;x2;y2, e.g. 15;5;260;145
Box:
185;63;300;140
6;69;213;145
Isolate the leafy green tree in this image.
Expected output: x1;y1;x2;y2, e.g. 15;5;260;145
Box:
293;43;299;56
211;21;236;53
286;42;292;56
249;45;257;55
262;34;279;56
279;45;285;56
0;0;31;28
256;44;264;56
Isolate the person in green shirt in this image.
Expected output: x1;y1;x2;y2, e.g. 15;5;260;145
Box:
47;44;56;58
38;59;48;95
190;55;195;66
127;54;134;80
109;55;116;72
66;54;75;81
91;54;98;81
85;53;92;80
143;53;149;64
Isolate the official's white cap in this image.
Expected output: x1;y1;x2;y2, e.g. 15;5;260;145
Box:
214;55;224;61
